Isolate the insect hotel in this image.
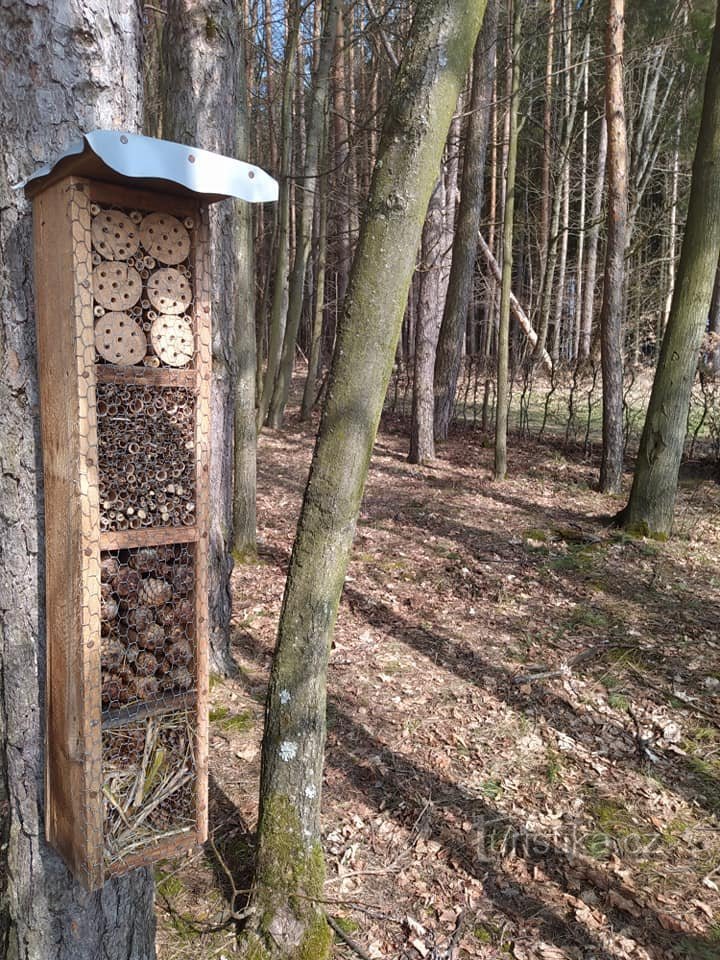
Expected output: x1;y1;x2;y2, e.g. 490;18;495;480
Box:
22;130;278;890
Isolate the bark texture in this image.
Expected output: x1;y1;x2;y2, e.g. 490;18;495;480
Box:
410;176;448;464
619;4;720;536
494;0;521;481
599;0;628;494
161;0;244;672
433;0;498;442
0;1;156;957
241;0;486;955
232;50;259;559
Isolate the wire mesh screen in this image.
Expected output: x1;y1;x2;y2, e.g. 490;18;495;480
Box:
102;706;197;868
97;383;196;531
100;544;196;711
91;202;196;369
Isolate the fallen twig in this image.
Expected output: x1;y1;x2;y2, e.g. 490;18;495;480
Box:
328;914;377;960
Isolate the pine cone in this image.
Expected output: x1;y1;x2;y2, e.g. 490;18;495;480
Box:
138;622;164;651
170;665;193;690
156;604;177;627
139;577;172;607
101;638;125;671
175;598;194;624
115;568;141;598
135;676;160;701
102;677;122;708
130;547;159;574
135;651;159;677
101;595;119;622
166;639;192;667
127;605;154;632
171;565;194;594
101;556;120;584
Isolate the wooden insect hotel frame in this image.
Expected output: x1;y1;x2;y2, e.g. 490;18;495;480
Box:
22;131;277;890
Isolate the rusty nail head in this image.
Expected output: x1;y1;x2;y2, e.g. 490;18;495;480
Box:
188;154;196;163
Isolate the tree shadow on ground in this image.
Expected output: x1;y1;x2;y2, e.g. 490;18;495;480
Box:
341;583;720;820
205;773;254;918
229;630;716;960
326;705;717;960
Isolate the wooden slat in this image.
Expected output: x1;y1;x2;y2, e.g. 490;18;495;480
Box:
101;692;197;730
104;830;199;878
34;176;104;890
100;526;199;552
88;180;198;217
95;365;197;389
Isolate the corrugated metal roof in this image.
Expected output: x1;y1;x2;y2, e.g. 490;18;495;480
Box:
15;130;278;204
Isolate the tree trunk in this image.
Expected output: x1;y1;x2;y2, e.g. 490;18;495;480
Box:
256;7;298;429
233;24;259;561
494;0;521;481
267;0;340;428
161;0;245;673
579;111;607;360
300;130;330;420
619;1;720;536
433;0;498;442
410;177;447;463
599;0;628;494
239;0;486;955
0;2;156;957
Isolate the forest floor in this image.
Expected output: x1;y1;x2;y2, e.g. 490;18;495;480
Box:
156;405;720;960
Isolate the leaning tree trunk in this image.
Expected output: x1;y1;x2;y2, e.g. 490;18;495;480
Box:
161;0;245;672
239;0;486;956
433;0;498;443
618;0;720;536
0;2;156;958
599;0;628;494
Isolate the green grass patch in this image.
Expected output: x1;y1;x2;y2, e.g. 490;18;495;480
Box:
209;706;253;733
332;916;360;936
481;779;503;800
156;869;184;899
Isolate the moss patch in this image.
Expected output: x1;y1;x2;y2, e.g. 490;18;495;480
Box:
242;794;331;960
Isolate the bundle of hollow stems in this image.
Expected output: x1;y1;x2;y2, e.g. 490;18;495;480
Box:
102;710;195;864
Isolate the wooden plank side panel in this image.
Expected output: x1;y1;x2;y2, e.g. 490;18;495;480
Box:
34;176;103;887
193;204;211;844
70;180;104;889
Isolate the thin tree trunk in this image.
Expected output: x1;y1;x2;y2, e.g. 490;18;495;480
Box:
619;6;720;535
301;127;330;420
233;24;259;561
268;0;340;428
0;2;156;956
256;6;298;429
433;0;498;442
239;1;486;956
494;0;521;481
477;233;553;371
574;36;590;360
579;112;607;359
599;0;628;494
410;178;447;463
